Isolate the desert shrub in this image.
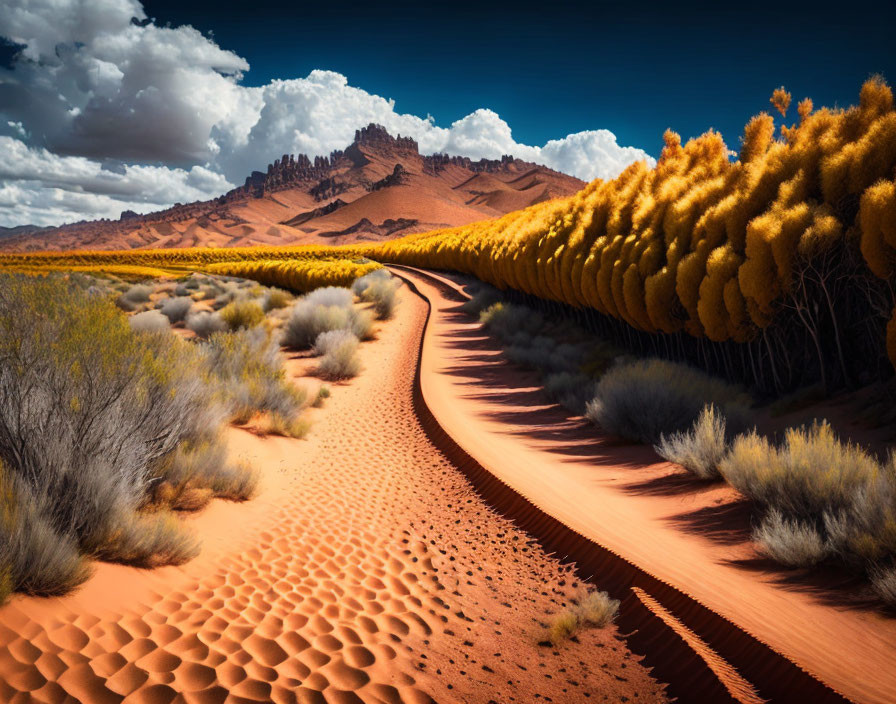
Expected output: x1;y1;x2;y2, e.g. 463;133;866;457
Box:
585;359;750;445
547;589;619;644
822;467;896;567
1;470;91;596
548;610;579;645
351;307;375;341
360;277;400;319
283;302;350;349
94;511;199;568
186;310;226;338
263;287;293;312
719;421;879;519
120;283;153;304
543;372;596;414
219;300;265;330
655;405;731;479
314;329;354;356
129;309;171;333
203;328;306;423
314;385;331;407
316;330;361;379
306;286;353;309
753;509;828;567
352;268;392;297
480;303;545;342
0;275;224;585
263;413;311;439
160;295;193;323
871;567;896;606
577;589;619;627
174;283;190;296
282;294;372;349
152;435;258;505
461;284;502;315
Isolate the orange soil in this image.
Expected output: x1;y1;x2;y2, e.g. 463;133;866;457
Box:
0;284;665;703
396;266;896;704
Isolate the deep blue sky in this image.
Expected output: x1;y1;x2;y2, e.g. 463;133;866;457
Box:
141;0;896;157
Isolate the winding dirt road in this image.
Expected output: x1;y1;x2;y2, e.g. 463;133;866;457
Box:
0;282;666;703
394;264;896;704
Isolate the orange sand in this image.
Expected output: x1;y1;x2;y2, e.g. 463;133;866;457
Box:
0;284;665;703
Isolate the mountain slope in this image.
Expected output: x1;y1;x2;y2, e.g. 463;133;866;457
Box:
0;124;585;252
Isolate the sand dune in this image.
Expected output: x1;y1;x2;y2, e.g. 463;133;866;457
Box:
0;286;665;703
395;265;896;704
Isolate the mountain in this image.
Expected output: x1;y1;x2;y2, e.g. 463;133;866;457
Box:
0;124;585;252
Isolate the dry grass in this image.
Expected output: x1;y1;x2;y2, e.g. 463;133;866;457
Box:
316;330;361;380
753;509;828;567
220;299;266;330
546;589;620;645
129;309;171;333
263;413;311;439
719;421;879;518
94;511;200;568
655;404;731;479
585;358;749;445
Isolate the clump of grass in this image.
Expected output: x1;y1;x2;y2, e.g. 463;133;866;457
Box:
546;589;619;645
871;566;896;607
220;299;265;330
548;610;579;645
160;295;193;323
753;509;828;567
263;287;293;312
655;404;732;479
151;435;258;506
94;510;200;568
129;309;171;333
306;286;354;309
203;328;307;423
360;277;400;319
1;471;92;596
543;372;596;415
118;283;153;307
313;385;331;407
263;413;311;439
186;310;226;338
461;283;502;315
282;288;371;348
585;358;749;445
352;268;391;297
719;421;878;518
315;330;361;380
480;302;545;341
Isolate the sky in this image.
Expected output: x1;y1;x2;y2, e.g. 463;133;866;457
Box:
0;0;893;227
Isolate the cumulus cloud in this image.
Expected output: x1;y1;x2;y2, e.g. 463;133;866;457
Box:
0;0;655;228
0;137;234;226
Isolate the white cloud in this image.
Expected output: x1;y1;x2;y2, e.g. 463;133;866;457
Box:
0;0;655;228
0;137;233;226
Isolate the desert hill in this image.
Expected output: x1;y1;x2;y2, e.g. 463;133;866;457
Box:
1;124;585;252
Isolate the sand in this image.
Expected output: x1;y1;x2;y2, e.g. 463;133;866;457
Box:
394;265;896;704
0;284;665;703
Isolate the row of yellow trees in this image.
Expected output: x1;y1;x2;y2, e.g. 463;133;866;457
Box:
342;78;896;392
203;258;382;291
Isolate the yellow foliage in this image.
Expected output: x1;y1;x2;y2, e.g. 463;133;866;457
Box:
771;87;792;117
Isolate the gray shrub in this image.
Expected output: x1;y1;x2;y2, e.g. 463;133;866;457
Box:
585;358;750;445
